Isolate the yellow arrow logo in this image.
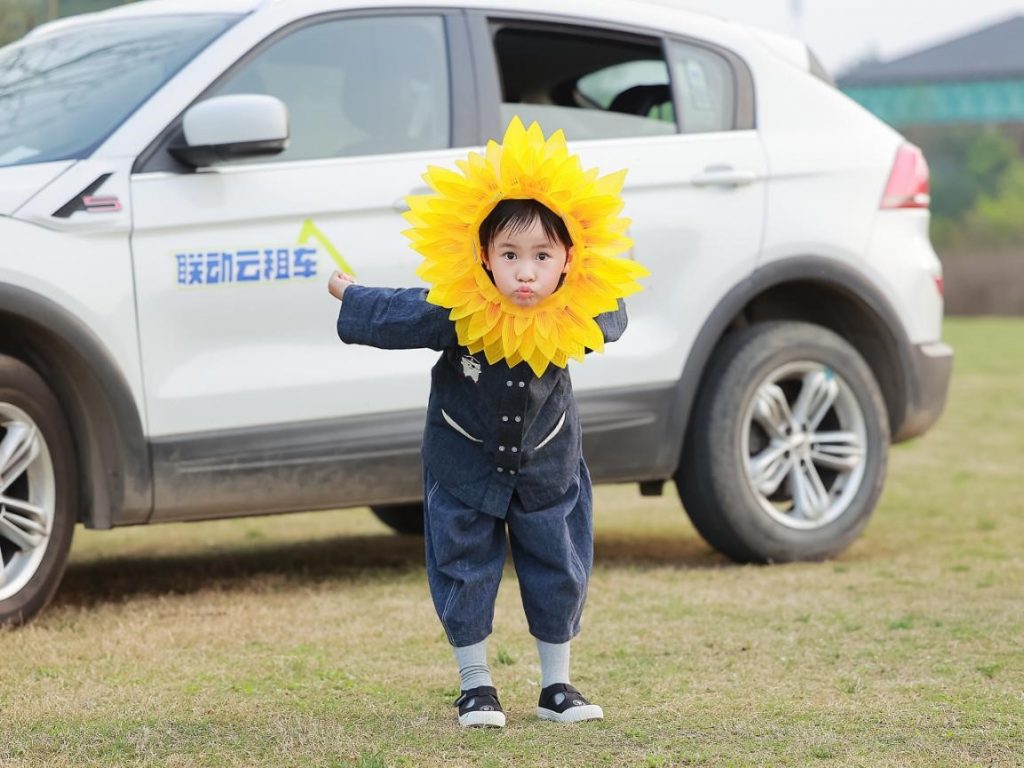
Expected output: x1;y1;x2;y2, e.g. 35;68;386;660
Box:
298;218;356;276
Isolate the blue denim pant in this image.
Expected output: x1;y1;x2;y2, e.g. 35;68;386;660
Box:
423;461;594;647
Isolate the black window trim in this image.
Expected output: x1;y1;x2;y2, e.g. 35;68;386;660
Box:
133;7;475;174
465;8;756;142
468;10;676;139
666;33;757;132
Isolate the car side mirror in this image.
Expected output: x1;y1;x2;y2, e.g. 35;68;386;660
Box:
170;94;289;168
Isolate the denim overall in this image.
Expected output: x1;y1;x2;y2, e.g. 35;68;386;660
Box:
338;286;627;645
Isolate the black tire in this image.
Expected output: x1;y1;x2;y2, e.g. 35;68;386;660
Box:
371;503;425;536
677;321;889;563
0;355;78;626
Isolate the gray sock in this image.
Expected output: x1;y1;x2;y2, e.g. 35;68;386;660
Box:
536;639;571;688
452;639;492;691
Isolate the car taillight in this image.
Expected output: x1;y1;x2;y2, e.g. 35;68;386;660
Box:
881;144;931;209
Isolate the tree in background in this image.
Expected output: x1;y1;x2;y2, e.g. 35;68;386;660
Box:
904;124;1024;250
0;0;46;44
967;156;1024;247
0;0;132;46
901;123;1024;314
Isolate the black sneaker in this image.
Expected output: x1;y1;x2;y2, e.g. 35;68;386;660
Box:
454;685;506;728
536;683;604;723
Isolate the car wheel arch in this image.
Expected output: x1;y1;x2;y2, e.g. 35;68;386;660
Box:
662;256;914;477
0;284;151;529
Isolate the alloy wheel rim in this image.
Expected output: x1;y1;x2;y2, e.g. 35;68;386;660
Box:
0;403;55;601
740;361;868;531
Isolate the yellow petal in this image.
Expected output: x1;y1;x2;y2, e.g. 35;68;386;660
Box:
501;315;517;359
518;324;536;361
467;303;498;339
535;311;555;339
535;320;558;359
526;349;549;377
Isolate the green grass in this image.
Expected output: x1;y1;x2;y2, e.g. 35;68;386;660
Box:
2;318;1023;767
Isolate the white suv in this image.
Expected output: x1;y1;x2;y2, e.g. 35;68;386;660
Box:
0;0;952;624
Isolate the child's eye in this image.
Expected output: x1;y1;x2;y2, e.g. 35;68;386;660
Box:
502;251;517;260
536;252;550;261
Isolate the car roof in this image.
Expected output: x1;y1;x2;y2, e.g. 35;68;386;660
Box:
23;1;252;39
27;0;751;43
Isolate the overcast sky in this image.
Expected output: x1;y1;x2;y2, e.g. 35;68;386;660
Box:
647;0;1024;77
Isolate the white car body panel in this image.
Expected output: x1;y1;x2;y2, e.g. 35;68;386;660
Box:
0;162;75;215
751;41;943;344
130;149;461;436
1;160;148;433
865;211;944;342
568;131;766;392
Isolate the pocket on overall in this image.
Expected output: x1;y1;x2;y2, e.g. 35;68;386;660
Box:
534;410;566;450
441;409;483;443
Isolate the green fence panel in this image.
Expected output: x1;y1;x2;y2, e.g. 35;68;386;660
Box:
844;80;1024;126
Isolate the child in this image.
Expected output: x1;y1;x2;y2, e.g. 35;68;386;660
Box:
328;197;628;727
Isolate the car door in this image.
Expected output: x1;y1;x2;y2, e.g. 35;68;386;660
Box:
129;10;478;520
467;12;767;479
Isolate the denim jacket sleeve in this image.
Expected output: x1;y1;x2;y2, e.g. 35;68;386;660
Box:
595;299;629;344
336;285;457;351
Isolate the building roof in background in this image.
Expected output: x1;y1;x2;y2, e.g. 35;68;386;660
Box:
839;15;1024;87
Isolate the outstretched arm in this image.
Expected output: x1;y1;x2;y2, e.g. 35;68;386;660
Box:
595;298;628;343
331;271;456;351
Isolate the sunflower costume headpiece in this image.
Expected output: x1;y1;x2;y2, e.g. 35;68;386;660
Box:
403;117;649;376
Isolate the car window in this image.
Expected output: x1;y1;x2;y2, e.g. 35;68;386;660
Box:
0;15;238;168
489;22;676;141
207;15;450;162
668;39;736;134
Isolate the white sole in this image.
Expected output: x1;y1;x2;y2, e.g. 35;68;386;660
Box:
459;710;507;728
536;704;604;723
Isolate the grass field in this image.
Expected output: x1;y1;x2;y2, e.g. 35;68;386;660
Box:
3;318;1022;767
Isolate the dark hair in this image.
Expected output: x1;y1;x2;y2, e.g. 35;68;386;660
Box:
478;198;572;253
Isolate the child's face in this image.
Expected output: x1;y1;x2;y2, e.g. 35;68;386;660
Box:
481;218;572;307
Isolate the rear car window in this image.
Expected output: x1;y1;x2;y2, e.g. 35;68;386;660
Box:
489;21;676;141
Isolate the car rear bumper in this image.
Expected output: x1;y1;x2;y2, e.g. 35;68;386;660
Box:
893;340;953;442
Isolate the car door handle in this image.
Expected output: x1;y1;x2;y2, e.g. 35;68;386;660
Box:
393;186;433;212
691;166;758;188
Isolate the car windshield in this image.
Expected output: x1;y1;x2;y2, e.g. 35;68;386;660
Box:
0;14;239;168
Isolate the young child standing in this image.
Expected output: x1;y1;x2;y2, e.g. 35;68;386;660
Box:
327;119;646;728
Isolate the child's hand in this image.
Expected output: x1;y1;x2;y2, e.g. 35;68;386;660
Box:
328;270;356;300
